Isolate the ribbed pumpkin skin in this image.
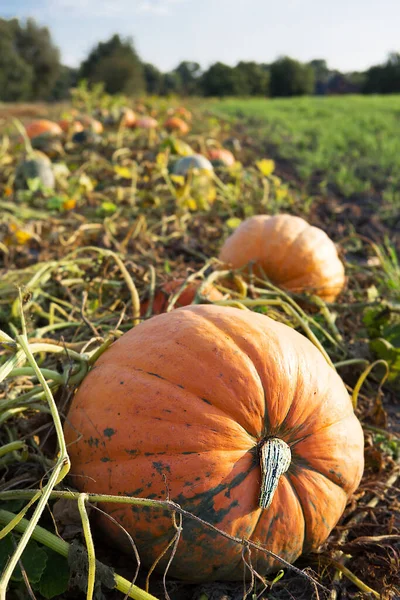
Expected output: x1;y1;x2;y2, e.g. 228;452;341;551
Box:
219;214;345;302
141;278;224;316
64;305;363;581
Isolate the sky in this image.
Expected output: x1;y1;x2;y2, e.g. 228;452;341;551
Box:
1;0;399;73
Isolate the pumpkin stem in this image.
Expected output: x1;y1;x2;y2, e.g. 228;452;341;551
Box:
259;438;291;509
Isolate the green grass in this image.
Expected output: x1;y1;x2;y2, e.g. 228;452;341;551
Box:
208;95;400;200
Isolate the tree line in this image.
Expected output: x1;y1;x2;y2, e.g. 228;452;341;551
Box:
1;17;400;102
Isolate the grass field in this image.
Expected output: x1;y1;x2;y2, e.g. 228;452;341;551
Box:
209;95;400;206
0;96;399;600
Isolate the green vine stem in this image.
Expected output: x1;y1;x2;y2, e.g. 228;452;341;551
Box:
77;494;96;600
69;247;141;326
0;441;26;458
0;490;329;593
0;509;158;600
351;359;389;408
0;300;71;599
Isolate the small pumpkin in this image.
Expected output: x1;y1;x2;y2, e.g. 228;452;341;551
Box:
141;278;223;316
164;117;190;135
64;304;363;582
173;154;214;176
79;116;104;134
25;119;63;140
57;119;84;134
135;116;158;130
219;214;345;302
208;148;235;167
121;108;137;128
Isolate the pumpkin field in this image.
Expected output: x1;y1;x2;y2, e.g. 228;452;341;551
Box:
0;89;399;600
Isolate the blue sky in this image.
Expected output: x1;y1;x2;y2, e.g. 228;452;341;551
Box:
2;0;399;72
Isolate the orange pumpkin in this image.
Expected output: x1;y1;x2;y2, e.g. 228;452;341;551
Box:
208;148;235;167
25;119;63;140
164;117;190;135
64;304;363;581
219;214;345;302
140;278;223;316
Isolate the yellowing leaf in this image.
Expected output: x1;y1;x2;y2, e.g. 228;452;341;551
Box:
170;174;185;186
256;159;275;177
186;198;198;210
226;217;242;230
114;165;132;179
15;230;33;245
156;152;168;167
275;188;288;201
206;184;217;204
79;173;94;192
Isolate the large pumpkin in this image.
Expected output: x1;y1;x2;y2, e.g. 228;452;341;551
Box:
219;214;345;302
64;305;363;582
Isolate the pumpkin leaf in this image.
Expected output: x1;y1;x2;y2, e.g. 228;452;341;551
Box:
369;338;400;382
37;550;70;599
256;159;275;177
0;535;47;584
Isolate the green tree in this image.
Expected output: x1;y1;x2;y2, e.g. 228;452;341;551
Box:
173;61;201;95
200;62;243;97
363;53;400;94
160;71;182;96
15;18;61;98
80;34;144;95
0;20;33;101
0;18;60;101
50;66;78;100
270;56;315;97
234;61;270;95
143;62;164;95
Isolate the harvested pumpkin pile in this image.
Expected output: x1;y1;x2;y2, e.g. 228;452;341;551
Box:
0;92;399;600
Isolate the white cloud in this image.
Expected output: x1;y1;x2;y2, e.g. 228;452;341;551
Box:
46;0;187;17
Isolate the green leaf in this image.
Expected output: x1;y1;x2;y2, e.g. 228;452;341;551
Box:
0;535;47;584
47;196;65;210
38;550;70;599
96;202;117;216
